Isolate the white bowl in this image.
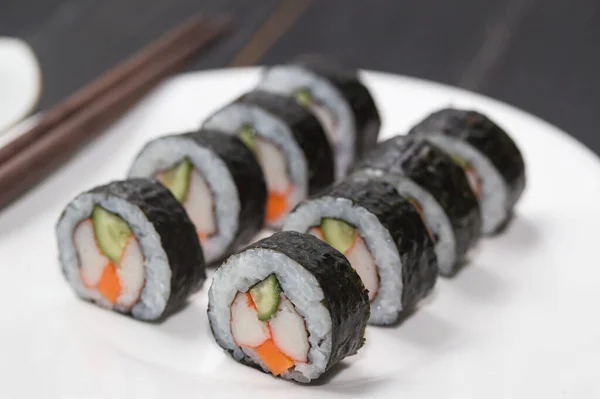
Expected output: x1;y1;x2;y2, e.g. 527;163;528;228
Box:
0;37;42;134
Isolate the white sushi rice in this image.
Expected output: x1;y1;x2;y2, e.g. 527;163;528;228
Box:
282;197;403;325
128;136;239;262
56;193;171;321
357;169;456;276
257;65;356;180
208;249;332;383
422;135;508;234
203;103;307;228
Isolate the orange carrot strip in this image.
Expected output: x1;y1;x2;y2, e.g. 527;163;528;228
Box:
197;232;207;242
265;191;288;223
255;339;295;376
96;263;121;304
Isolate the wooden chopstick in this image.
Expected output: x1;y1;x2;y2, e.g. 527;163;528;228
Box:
0;14;232;209
0;14;228;167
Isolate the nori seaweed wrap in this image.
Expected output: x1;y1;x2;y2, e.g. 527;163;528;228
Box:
203;90;334;227
283;173;438;325
208;231;370;383
353;135;482;276
408;107;526;234
128;129;267;263
56;178;206;321
257;53;381;179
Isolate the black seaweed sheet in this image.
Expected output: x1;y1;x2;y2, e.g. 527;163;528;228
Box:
353;135;482;274
240;231;370;375
318;174;438;318
292;54;381;160
237;90;334;195
183;129;267;255
408;108;526;213
89;179;206;319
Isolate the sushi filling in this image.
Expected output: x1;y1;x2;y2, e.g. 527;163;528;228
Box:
238;125;294;225
449;154;482;198
405;197;437;242
230;274;309;376
294;88;339;144
156;158;216;242
309;219;379;301
74;206;144;308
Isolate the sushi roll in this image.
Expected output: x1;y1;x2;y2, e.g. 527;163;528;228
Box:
128;129;267;263
408;108;526;235
202;90;334;228
208;231;369;383
283;174;438;325
56;179;205;321
353;136;482;276
256;54;381;180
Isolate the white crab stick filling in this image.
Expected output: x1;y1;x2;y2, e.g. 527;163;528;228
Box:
308;227;379;301
345;236;378;301
116;236;145;307
230;293;270;348
73;219;145;308
307;102;339;143
255;137;291;195
269;296;309;362
183;168;216;238
74;220;108;287
230;292;309;363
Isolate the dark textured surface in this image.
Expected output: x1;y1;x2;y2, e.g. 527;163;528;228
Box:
409;108;526;212
319;174;438;321
354;136;482;275
1;0;280;110
89;178;206;319
213;231;370;380
4;0;600;154
236;90;335;195
184;130;267;254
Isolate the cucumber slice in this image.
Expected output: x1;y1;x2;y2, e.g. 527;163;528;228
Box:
321;218;357;254
92;206;132;264
158;158;192;202
238;124;257;154
294;88;313;107
449;153;470;169
249;274;281;321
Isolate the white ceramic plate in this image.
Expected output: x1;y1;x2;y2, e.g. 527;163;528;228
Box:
1;68;599;399
0;37;41;134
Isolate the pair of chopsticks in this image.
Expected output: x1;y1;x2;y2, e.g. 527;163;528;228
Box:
0;14;232;210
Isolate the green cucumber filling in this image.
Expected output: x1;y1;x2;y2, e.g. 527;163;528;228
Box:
294;88;314;107
320;218;357;254
238;124;258;154
92;206;132;264
158;158;192;202
249;274;281;321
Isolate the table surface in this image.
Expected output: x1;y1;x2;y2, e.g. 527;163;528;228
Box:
2;0;599;154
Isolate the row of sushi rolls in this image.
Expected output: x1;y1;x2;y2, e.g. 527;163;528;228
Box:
56;54;526;383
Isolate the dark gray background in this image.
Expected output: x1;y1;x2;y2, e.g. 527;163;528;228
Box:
2;0;599;154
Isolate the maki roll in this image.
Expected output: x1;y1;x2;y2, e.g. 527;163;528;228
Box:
128;129;267;263
256;54;381;180
408;108;526;234
283;174;438;325
56;179;205;321
208;231;369;383
202;90;334;228
353;136;482;276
